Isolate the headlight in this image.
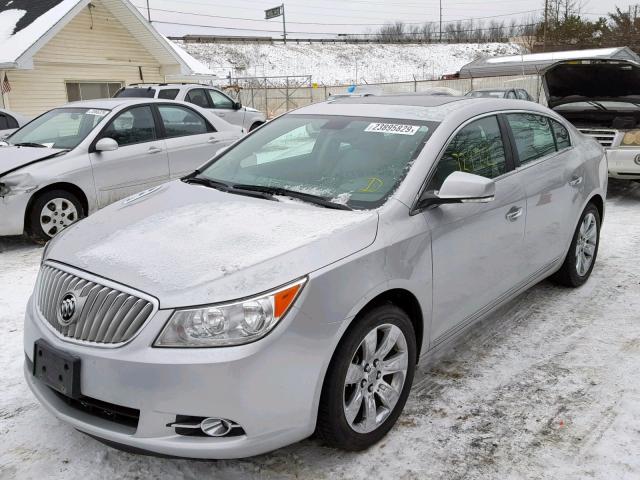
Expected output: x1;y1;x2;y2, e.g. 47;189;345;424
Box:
621;130;640;146
154;278;307;347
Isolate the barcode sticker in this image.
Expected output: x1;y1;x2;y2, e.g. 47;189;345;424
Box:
364;123;421;135
86;109;109;116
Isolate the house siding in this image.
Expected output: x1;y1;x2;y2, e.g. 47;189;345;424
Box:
6;2;168;115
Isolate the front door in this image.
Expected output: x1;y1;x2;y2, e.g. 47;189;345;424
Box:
421;115;527;342
89;105;169;208
205;89;245;126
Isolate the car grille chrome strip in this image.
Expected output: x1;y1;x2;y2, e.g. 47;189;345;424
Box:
36;264;157;346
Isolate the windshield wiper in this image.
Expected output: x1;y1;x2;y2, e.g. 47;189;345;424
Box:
232;184;353;210
183;176;276;201
13;142;48;148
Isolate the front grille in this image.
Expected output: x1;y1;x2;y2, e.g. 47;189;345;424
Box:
51;388;140;430
578;128;617;147
36;264;155;345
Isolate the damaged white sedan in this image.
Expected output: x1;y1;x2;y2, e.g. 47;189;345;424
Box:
0;98;242;241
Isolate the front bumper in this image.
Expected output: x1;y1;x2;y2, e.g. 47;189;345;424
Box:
0;189;30;235
607;148;640;179
23;286;340;459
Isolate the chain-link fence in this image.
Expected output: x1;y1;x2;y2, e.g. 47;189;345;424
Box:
211;74;545;118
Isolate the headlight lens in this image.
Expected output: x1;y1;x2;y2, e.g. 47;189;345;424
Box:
154;278;306;347
622;130;640;146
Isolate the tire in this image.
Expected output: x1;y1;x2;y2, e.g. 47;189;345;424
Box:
316;304;417;451
249;122;263;132
551;202;601;287
27;189;84;242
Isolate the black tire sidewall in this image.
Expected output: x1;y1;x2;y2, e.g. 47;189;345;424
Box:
318;305;417;450
28;190;84;241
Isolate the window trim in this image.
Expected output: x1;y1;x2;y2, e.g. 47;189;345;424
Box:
410;111;516;215
153;102;216;139
89;104;161;152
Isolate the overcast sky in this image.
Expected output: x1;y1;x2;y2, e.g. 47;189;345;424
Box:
131;0;640;38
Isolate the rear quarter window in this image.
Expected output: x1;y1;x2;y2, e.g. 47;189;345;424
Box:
551;119;571;150
158;89;179;100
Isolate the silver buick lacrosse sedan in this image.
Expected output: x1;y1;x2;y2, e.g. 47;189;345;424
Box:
24;94;607;458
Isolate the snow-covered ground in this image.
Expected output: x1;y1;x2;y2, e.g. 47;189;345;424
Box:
177;41;523;85
1;180;639;479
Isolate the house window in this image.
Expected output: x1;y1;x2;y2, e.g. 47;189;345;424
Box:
66;82;123;102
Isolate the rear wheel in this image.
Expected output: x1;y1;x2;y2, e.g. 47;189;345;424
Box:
27;190;84;242
552;203;600;287
249;122;264;132
316;305;416;451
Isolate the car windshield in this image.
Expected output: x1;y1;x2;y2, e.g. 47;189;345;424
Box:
7;107;110;150
115;87;157;98
197;114;438;209
467;90;506;98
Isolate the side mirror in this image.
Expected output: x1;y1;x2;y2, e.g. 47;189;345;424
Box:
233;101;242;110
95;137;119;152
417;171;495;209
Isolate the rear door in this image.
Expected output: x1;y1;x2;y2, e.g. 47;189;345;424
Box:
504;113;582;276
89;105;169;207
421;114;528;342
155;103;221;178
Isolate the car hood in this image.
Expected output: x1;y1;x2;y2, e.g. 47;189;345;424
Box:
47;180;379;308
0;146;68;177
543;59;640;109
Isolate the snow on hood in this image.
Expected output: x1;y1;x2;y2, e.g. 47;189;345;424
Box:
544;59;640;109
0;146;68;177
48;180;378;308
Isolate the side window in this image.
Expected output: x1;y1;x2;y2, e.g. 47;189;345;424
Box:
158;89;179;100
6;114;18;129
506;113;557;165
427;115;507;191
506;90;517;99
551;119;571;150
158;105;210;138
102;106;157;146
206;89;235;109
516;90;529;100
185;89;210;108
0;114;8;130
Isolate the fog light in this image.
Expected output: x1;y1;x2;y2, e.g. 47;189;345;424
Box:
200;417;233;437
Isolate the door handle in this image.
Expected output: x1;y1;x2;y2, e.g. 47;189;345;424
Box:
505;206;523;222
207;137;218;143
569;176;583;187
148;146;163;154
217;112;225;117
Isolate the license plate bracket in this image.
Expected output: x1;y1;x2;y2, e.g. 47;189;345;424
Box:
33;340;81;399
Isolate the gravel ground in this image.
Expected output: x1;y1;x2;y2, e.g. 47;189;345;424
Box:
1;180;639;480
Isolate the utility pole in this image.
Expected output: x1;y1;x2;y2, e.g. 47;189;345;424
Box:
146;0;151;22
543;0;548;52
439;0;442;43
281;3;287;44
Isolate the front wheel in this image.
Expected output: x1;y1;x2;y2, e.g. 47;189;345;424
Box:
27;190;84;242
552;203;601;287
316;305;416;451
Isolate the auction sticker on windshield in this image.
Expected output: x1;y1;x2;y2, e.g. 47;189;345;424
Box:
86;109;109;116
364;123;421;135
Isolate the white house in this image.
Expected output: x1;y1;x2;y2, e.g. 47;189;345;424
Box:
0;0;212;116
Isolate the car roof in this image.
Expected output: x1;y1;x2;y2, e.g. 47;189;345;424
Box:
471;88;511;92
294;94;552;122
61;98;200;109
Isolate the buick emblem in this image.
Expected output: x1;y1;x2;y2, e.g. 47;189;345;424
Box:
57;293;78;327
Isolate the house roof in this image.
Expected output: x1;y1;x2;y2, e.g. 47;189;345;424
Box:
458;47;640;78
0;0;208;74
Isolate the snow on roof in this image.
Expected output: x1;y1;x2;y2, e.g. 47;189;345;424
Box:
0;0;83;67
163;35;214;75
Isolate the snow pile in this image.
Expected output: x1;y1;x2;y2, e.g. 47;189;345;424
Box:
176;41;524;85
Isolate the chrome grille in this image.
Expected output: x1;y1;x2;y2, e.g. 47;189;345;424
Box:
36;264;155;345
578;128;617;147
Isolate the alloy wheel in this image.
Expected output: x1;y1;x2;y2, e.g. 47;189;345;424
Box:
40;198;79;238
343;323;409;434
575;212;597;276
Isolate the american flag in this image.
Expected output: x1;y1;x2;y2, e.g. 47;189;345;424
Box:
1;74;11;95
